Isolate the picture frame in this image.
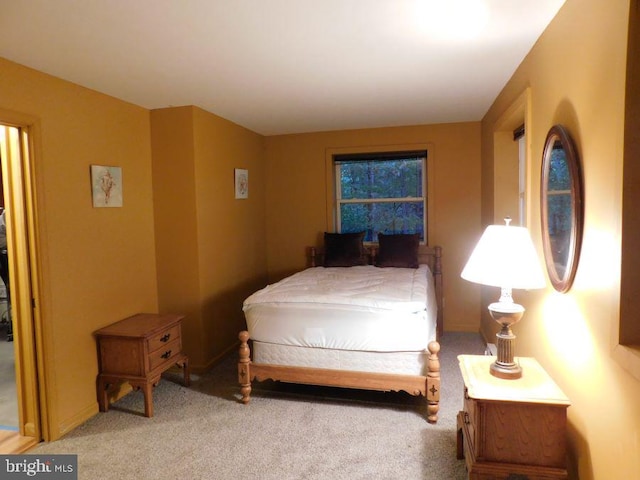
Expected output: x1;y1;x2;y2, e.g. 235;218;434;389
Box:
235;168;248;199
91;165;123;207
540;125;583;293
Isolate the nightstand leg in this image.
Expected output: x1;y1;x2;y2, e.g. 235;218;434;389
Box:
142;382;154;418
97;377;109;413
456;411;465;459
179;356;190;387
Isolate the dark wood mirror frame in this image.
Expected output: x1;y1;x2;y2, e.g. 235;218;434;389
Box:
540;124;584;293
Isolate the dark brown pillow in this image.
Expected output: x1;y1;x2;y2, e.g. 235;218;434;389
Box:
376;233;420;268
323;232;367;267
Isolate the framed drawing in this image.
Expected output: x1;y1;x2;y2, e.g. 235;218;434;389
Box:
91;165;123;207
235;168;248;199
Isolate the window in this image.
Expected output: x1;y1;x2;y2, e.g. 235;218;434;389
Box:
334;151;427;243
514;124;526;226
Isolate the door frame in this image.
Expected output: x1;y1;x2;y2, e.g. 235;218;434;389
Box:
0;110;48;444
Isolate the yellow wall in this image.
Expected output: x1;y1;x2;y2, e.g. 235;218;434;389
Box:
264;123;482;332
151;106;267;370
193;107;268;365
0;58;159;439
482;0;638;478
150;107;203;362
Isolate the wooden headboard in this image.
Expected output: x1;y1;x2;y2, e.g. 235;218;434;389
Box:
307;244;444;339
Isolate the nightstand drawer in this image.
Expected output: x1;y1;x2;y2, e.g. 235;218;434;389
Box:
148;324;181;353
462;388;477;451
149;338;181;371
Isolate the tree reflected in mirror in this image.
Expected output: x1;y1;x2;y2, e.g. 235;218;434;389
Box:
541;125;583;293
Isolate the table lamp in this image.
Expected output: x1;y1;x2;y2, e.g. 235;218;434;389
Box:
461;218;546;379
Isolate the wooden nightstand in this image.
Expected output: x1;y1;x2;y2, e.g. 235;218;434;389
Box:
457;354;570;480
95;313;190;417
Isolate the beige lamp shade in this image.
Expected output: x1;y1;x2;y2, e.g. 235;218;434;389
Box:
461;223;546;291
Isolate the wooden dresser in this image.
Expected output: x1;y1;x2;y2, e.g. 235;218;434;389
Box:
457;355;570;480
95;313;190;417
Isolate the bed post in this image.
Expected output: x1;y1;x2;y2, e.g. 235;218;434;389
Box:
433;246;443;338
310;246;317;267
238;331;252;404
426;340;441;423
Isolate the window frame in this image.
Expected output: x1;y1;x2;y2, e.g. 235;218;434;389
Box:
517;130;526;226
325;145;433;245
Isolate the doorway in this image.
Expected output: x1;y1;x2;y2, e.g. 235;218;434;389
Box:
0;122;43;453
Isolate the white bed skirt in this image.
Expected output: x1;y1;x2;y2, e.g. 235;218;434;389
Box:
252;341;428;376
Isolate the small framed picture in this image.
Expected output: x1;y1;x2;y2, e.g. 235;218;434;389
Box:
91;165;123;207
235;168;248;199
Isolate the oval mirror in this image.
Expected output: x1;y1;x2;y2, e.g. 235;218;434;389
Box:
540;125;583;293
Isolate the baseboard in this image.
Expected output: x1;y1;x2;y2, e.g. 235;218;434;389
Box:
190;341;239;373
57;402;99;439
485;343;497;356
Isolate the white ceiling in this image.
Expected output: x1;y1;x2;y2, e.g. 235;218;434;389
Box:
0;0;565;136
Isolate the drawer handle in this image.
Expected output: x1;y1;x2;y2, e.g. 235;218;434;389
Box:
161;350;172;359
160;333;171;342
464;412;470;425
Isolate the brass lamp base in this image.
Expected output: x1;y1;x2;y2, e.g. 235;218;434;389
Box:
490;356;522;379
488;301;524;380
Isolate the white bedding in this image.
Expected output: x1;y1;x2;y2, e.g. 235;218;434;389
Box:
243;265;437;352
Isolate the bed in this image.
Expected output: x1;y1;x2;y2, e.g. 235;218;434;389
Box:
237;232;443;423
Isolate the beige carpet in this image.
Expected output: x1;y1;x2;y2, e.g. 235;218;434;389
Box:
32;332;485;479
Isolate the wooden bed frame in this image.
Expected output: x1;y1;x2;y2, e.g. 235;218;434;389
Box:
238;245;443;423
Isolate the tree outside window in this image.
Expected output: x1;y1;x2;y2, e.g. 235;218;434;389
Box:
335;152;427;243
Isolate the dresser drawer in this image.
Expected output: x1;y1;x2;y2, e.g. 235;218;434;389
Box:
148;324;181;353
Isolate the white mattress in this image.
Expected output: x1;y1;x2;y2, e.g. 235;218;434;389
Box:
243;265;437;352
